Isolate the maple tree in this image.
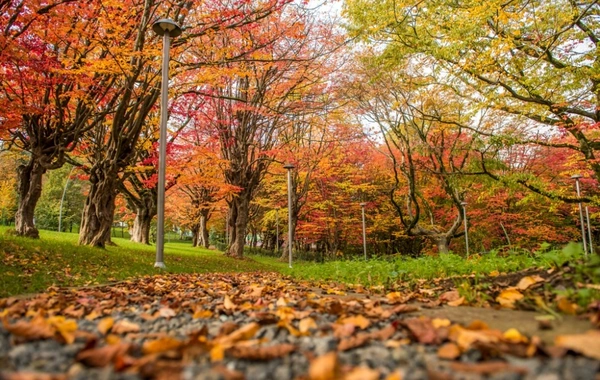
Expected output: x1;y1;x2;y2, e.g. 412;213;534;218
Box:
185;6;344;258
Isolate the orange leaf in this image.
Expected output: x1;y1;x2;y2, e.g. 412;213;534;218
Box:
193;310;214;319
516;275;544;290
555;331;600;360
228;343;296;360
142;337;183;354
111;319;140;334
2;315;55;341
496;288;524;308
556;297;578;315
76;343;131;367
344;366;380;380
224;295;236;310
437;342;461;360
309;352;340;380
447;296;465;307
339;315;370;329
299;317;317;333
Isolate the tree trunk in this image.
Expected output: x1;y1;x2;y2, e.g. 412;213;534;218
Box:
226;195;249;258
79;167;118;247
15;157;46;238
130;207;152;244
198;211;210;248
435;235;451;254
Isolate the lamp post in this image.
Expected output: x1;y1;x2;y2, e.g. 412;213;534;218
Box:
360;202;367;260
571;174;589;256
152;19;182;269
58;166;76;233
284;163;295;268
461;201;470;258
275;208;280;254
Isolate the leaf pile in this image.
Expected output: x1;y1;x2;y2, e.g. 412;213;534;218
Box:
0;272;599;379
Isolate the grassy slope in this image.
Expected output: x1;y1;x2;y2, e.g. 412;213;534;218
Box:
0;227;279;297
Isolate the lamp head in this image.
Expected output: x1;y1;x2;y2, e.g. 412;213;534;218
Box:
571;174;583;179
283;163;295;170
152;19;182;37
360;202;366;207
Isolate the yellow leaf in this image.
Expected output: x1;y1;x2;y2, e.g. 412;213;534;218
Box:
432;318;451;328
489;270;500;277
496;288;524;308
386;292;404;304
210;344;225;362
503;328;528;343
97;317;114;335
193;310;214;319
47;316;77;344
309;352;339;380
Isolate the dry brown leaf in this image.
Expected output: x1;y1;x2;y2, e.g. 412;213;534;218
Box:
193;310;213;319
111;319;140;334
439;290;460;303
403;317;438;344
447;296;465;307
449;325;502;351
219;322;260;344
97;317;114;335
62;305;84;319
437;342;461;360
449;361;528;375
516;275;544;290
555;330;600;360
386;292;405;304
496;288;524;308
309;352;340;380
344;366;380;380
339;315;370;329
142;336;183;354
228;343;296;360
76;343;131;367
2;315;55;341
158;307;176;319
47;316;77;344
338;334;371;351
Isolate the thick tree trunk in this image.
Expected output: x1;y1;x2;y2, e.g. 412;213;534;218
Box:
226;195;249;258
79;167;118;247
198;212;210;248
435;235;451;254
15;157;46;238
130;207;152;244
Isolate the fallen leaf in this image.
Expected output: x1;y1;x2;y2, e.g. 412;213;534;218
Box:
76;343;131;367
449;325;502;350
228;343;296;360
439;290;460;303
447;296;465;307
142;337;183;354
47;316;77;344
158;307;176;319
489;270;500;277
344;366;380;380
556;297;578;315
385;292;405;304
338;334;371;351
97;317;114;335
62;305;84;319
299;317;318;333
2;315;55;341
437;342;461;360
219;322;260;344
224;295;236;310
111;319;140;334
450;361;528;375
193;310;213;319
496;288;524;309
309;352;340;380
1;373;67;380
516;275;544;290
555;330;600;360
432;318;451;329
403;317;438;344
503;328;528;343
339;315;370;329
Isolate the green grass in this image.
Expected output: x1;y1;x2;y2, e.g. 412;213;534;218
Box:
2;225;596;299
0;226;279;297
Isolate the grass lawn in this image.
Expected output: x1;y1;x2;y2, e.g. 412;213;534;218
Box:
0;226;279;297
1;225;596;301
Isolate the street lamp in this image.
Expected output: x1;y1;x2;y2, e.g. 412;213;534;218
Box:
571;174;589;256
461;201;470;258
360;202;367;260
275;208;280;254
284;163;295;268
152;18;182;269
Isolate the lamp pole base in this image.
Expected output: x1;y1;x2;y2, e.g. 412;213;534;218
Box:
154;262;167;269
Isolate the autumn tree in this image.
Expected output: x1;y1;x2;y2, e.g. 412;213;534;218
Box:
344;0;600;203
187;6;343;258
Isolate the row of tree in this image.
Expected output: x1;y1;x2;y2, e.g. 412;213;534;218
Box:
1;0;598;257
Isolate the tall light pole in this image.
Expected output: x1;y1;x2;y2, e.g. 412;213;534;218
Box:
571;174;589;256
461;201;470;258
275;208;280;254
284;163;295;268
152;19;182;269
58;166;76;233
360;202;367;260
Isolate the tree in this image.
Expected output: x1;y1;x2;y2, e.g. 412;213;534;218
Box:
344;0;600;203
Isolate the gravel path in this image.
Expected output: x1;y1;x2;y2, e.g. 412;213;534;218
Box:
1;272;599;380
